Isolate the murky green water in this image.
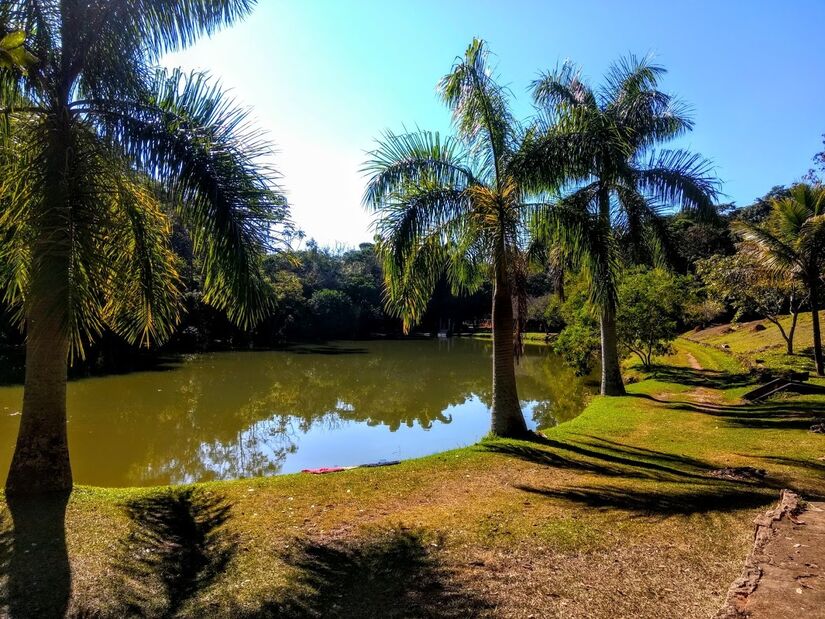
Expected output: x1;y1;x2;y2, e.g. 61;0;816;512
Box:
0;339;595;487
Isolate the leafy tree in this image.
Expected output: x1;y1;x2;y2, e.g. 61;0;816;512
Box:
616;268;686;368
552;273;599;375
697;252;803;354
553;320;599;376
732;186;790;225
363;40;568;437
0;1;289;493
530;55;718;395
735;184;825;375
309;289;358;339
665;211;734;272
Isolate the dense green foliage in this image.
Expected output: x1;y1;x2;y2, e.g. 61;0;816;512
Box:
615;268;689;368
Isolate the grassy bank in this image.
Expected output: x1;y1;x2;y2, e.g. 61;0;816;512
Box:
685;312;822;376
1;330;823;618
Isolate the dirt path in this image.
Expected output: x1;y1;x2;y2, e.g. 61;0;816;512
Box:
685;352;703;370
682;351;722;405
716;491;825;618
682;350;825;617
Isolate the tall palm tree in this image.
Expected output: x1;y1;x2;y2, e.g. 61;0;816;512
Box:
735;183;825;375
0;1;289;494
530;56;718;395
363;39;566;438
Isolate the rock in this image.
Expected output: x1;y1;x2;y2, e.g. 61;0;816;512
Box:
750;323;767;332
709;467;767;482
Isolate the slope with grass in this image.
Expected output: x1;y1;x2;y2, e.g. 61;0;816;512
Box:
0;331;823;618
686;313;822;376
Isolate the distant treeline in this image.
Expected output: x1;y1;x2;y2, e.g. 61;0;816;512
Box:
0;183;804;376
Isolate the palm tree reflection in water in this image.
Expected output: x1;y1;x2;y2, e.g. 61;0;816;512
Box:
0;340;595;487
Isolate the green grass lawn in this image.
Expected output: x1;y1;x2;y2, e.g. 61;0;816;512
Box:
1;329;823;618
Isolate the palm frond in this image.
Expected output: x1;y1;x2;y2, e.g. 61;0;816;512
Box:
600;53;666;107
633;149;719;218
438;38;515;184
361;130;475;209
733;220;801;275
531;60;597;110
103;176;183;347
89;68;289;328
377;233;446;333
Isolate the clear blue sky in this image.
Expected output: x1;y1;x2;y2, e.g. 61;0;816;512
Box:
165;0;825;246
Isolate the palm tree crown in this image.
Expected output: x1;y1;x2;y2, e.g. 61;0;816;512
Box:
0;0;289;356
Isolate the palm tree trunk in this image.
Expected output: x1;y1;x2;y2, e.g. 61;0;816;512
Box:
599;307;626;396
597;183;625;396
811;282;824;376
6;106;74;495
6;281;73;494
490;266;527;437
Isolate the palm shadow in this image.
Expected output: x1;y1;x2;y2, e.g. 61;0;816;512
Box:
0;492;71;618
482;431;783;518
245;528;490;618
482;434;722;484
644;364;756;389
114;487;236;617
517;484;774;516
663;398;825;431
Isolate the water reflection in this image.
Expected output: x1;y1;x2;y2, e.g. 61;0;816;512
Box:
0;339;594;487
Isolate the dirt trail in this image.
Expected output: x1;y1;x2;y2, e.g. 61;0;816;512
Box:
681;350;825;617
682;352;719;405
687;346;825;619
685;352;703;370
716;491;825;618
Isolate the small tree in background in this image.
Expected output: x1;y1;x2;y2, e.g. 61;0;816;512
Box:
616;268;686;369
697;252;803;354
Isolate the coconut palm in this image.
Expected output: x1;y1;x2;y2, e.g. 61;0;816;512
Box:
363;39;571;437
530;56;719;395
0;1;289;494
735;183;825;375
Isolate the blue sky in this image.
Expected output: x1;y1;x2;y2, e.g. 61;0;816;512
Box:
165;0;825;246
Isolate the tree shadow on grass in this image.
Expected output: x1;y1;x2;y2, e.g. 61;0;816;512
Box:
114;487;236;618
0;492;71;618
644;364;756;389
482;434;721;484
663;398;825;431
482;431;787;519
516;483;774;516
247;528;489;619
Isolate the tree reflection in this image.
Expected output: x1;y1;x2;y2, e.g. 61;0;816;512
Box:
0;339;594;486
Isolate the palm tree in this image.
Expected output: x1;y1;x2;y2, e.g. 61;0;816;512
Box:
0;1;289;494
363;39;567;438
735;183;825;375
530;56;718;395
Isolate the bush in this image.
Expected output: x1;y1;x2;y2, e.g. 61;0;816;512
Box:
553;320;600;376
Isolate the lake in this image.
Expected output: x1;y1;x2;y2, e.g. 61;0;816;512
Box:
0;338;595;487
